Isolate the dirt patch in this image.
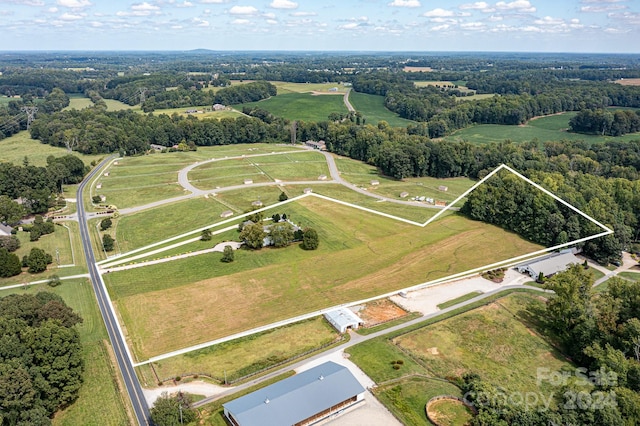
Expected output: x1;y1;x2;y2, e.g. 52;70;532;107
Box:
616;78;640;86
358;298;408;326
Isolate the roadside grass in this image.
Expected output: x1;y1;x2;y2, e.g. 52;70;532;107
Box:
436;291;483;310
106;200;541;359
375;377;464;426
0;281;130;426
114;197;230;252
618;271;640;282
235;92;347;122
0;131;104;167
139;317;339;386
446;112;640;144
348;92;414;127
271;81;349;95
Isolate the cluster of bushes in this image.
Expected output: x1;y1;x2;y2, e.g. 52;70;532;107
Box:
21;215;55;241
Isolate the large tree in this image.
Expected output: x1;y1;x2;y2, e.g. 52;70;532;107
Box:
239;222;266;250
269;222;294;248
26;248;48;273
302;228;319;250
150;392;197;426
0;195;25;225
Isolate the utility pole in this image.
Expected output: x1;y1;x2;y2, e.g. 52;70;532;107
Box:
138;87;147;104
21;106;38;129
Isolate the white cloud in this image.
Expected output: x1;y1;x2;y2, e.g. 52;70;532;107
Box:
270;0;297;9
339;22;359;30
177;1;194;7
232;18;251;24
459;2;489;10
132;2;160;11
229;5;259;15
488;14;503;21
266;19;277;24
388;0;421;7
192;17;209;26
48;6;58;12
495;0;536;13
581;4;626;12
90;20;103;27
431;24;451;31
263;12;276;18
56;0;91;7
534;16;564;25
199;0;227;3
422;8;455;18
460;21;485;29
290;11;316;16
60;12;83;20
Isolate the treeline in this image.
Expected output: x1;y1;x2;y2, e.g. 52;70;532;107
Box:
0;292;84;425
0;88;70;140
140;81;276;112
569;108;640;136
0;155;87;214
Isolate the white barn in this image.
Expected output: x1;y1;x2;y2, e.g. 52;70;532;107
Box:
324;308;364;333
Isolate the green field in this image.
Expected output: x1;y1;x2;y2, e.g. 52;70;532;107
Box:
446;112;640;144
103;99;135;111
14;222;74;266
105;196;542;360
137;317;339;386
348;92;414;127
0;131;104;167
348;292;575;424
65;95;94;110
236;92;348;122
618;271;640;282
271;81;349;95
0;281;130;426
0;95;18;106
145;105;244;120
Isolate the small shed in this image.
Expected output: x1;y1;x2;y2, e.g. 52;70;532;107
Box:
303;188;313;194
438;185;448;192
318;175;327;181
103;172;109;177
96;183;102;189
324;308;364;333
435;200;446;206
251;200;263;207
99;195;107;202
370;180;380;186
244;179;254;185
220;210;233;218
400;191;409;198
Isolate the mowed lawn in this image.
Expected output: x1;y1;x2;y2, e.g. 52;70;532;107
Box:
105;196;541;360
0;281;129;426
0;131;104;167
236;92;348;121
348;92;414;128
446;112;640;145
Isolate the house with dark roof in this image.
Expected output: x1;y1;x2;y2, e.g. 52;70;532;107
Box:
223;361;365;426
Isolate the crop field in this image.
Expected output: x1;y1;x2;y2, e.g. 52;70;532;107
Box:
105;196;541;360
0;281;129;426
446;112;640;144
236;92;348;122
348;92;414;127
0;131;104;167
188;151;329;190
136;317;339;386
271;81;348;95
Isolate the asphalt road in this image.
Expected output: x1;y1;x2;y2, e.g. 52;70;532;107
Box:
77;156;151;426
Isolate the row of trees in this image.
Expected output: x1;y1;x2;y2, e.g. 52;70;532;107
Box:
569;108;640;136
0;292;84;425
0;247;54;278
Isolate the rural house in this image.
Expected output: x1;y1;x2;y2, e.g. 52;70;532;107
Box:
516;250;580;278
0;224;13;236
223;361;365;426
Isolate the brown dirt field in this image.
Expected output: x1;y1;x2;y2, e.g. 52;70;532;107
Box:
615;78;640;86
357;299;408;326
403;66;433;72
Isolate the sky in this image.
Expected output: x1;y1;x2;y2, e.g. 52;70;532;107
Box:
0;0;638;52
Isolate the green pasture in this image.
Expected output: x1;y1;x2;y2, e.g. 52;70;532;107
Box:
271;81;349;95
236;92;347;122
0;131;104;167
137;317;339;386
65;96;94;110
146;105;244;120
189;159;273;190
216;185;287;213
103;99;135;111
0;280;130;426
446;112;640;144
106;197;541;359
618;271;640;282
348;92;414;127
14;222;74;266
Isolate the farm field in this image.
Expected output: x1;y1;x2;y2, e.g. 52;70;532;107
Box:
145;105;243;120
188;151;330;190
348;92;414;127
0;131;104;167
236;92;347;122
347;292;575;423
136;317;339;386
270;81;349;95
0;281;130;426
446;112;640;144
104;196;542;360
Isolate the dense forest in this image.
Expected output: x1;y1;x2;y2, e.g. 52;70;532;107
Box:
0;292;84;425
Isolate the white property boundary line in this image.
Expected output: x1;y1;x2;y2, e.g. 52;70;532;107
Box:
103;163;612;365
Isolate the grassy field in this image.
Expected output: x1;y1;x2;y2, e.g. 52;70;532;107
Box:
436;291;483;310
188;151;330;190
236;92;347;122
103;99;135;111
65;95;94;110
14;222;74;265
427;398;474;426
0;95;18;106
271;81;349;95
0;280;130;426
348;92;414;127
446;112;640;144
618;271;640;282
348;292;574;424
145;105;244;120
137;317;339;386
105;196;541;360
0;131;104;167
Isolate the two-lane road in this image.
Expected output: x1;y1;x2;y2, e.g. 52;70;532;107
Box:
77;156;151;425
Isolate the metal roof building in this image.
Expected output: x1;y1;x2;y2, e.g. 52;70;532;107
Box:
324;308;364;333
516;251;580;278
223;361;365;426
